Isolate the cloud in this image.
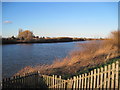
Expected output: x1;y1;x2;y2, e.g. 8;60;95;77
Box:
3;21;12;24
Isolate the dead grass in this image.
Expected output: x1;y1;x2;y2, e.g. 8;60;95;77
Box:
15;30;120;77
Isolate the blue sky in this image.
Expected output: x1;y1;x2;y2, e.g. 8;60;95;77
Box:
2;2;118;38
2;0;119;2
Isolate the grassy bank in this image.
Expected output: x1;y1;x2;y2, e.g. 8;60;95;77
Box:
61;57;120;79
15;31;120;79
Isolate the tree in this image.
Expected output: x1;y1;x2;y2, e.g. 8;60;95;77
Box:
18;30;34;41
11;36;16;39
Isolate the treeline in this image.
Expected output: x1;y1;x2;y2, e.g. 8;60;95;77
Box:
2;37;105;44
2;30;105;44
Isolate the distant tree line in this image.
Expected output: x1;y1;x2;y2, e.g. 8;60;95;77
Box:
2;29;106;44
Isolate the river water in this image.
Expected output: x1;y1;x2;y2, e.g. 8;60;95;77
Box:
2;41;88;78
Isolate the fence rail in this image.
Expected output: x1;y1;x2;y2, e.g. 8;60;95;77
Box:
2;60;120;89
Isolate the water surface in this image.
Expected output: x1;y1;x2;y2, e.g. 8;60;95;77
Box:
2;41;87;78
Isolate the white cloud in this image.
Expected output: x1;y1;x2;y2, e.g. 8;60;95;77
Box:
3;21;12;24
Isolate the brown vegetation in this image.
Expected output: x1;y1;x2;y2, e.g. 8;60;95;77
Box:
18;30;34;41
15;31;119;78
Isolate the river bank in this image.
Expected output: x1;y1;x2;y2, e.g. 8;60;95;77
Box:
2;37;105;44
2;39;85;44
15;31;120;78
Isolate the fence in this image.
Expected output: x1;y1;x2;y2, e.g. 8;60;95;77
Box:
42;60;120;89
42;75;67;88
2;60;120;89
2;71;40;88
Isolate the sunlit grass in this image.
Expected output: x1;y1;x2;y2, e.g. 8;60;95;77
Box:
15;30;120;78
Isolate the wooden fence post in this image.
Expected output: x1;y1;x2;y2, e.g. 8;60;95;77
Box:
55;75;57;88
79;75;81;88
48;76;49;87
53;75;54;88
90;71;93;89
104;66;107;88
87;73;90;88
17;75;20;88
111;63;115;88
76;76;79;89
14;76;17;88
115;61;119;88
100;67;103;89
2;79;5;88
70;78;73;89
84;73;87;88
107;64;111;89
63;80;66;89
7;78;10;88
5;78;7;88
97;68;100;88
93;69;96;88
81;74;84;89
59;76;61;88
62;80;64;89
73;76;76;89
67;79;70;88
20;75;22;88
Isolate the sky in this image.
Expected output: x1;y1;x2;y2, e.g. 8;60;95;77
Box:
2;2;118;38
2;0;119;2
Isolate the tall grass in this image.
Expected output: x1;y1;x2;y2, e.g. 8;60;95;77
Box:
15;31;120;77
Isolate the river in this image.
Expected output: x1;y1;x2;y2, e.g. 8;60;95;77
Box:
2;41;88;78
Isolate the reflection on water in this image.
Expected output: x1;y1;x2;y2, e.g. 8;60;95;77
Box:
2;41;87;78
